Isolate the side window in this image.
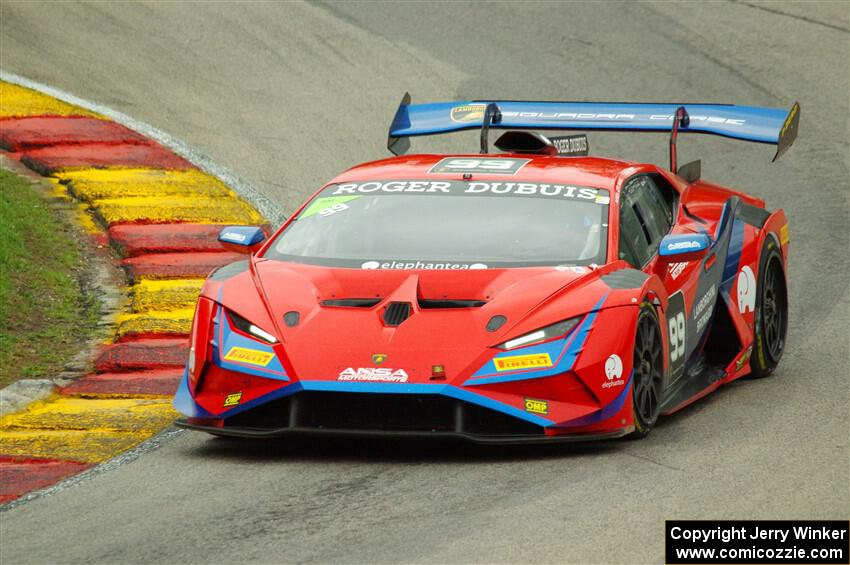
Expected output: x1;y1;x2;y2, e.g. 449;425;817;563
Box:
618;175;675;267
619;204;650;267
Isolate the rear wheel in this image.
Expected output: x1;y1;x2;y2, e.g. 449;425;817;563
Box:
749;242;788;378
631;304;664;438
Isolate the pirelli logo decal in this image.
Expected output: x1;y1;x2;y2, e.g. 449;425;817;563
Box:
494;353;553;372
223;346;274;367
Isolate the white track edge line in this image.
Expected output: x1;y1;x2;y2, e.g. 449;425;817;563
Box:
0;70;287;226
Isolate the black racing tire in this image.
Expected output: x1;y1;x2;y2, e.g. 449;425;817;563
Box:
630;302;664;438
749;239;788;378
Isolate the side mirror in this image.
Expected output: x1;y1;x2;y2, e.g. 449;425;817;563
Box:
659;233;711;262
218;226;266;254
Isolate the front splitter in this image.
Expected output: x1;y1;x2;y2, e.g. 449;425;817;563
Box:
174;418;629;445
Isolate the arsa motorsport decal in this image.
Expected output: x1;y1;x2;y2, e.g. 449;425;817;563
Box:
338;368;409;383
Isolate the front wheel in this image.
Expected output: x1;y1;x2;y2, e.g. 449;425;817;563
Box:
630;303;664;438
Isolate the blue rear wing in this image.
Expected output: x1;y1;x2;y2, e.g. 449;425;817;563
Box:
387;93;799;163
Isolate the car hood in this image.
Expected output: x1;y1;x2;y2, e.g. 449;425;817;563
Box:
213;259;616;384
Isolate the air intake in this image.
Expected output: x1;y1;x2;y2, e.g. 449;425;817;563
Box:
321;298;381;308
383;302;412;326
418;299;486;309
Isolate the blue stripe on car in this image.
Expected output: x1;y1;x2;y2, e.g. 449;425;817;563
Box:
463;294;608;386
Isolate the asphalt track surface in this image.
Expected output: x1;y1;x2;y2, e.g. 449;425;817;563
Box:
1;2;848;563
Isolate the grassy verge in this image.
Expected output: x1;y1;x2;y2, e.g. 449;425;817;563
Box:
0;168;99;388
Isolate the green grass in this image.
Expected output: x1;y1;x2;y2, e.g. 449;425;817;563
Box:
0;168;99;388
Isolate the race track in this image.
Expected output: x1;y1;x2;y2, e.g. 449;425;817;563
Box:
1;1;848;563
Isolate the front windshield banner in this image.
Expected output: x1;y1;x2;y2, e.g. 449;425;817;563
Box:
266;180;610;269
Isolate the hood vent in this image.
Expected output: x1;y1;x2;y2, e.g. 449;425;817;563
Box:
321;298;381;308
383;302;412;326
418;299;486;309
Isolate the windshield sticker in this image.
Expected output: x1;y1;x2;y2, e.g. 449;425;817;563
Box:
429;157;530;175
299;195;361;219
330;180;603;201
361;260;488;270
555;265;590;274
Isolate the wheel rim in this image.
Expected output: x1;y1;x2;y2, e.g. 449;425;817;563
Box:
633;314;663;427
762;259;786;362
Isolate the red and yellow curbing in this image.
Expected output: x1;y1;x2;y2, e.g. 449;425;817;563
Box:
0;81;268;502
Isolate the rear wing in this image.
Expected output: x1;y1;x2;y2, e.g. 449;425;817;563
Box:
387;94;799;166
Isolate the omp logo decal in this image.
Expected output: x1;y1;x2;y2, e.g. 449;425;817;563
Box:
524;398;549;415
494;353;553;372
450;104;487;123
223;347;274;367
223;392;242;407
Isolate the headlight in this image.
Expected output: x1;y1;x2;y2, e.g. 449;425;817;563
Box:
228;310;278;344
497;317;580;351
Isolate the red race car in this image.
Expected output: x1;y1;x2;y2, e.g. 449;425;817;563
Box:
174;96;798;442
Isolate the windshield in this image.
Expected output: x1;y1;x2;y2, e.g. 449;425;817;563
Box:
266;179;609;269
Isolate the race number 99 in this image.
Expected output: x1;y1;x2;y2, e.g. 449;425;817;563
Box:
669;312;686;362
429;157;530;175
666;292;687;380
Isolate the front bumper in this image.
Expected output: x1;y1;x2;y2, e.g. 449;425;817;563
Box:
176;391;630;444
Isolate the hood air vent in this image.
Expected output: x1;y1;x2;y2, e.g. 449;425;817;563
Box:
418;299;486;309
383;302;412;326
321;298;381;308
